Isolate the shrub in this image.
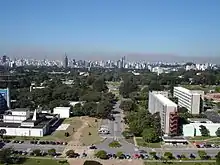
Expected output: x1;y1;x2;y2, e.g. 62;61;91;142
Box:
84;160;102;165
122;131;133;139
95;150;108;159
108;141;122;148
65;132;70;137
32;149;41;156
48;148;56;156
116;151;124;158
66;150;76;158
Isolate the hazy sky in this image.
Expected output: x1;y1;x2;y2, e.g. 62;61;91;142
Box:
0;0;220;59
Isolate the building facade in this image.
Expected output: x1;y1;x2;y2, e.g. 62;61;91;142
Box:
173;87;204;114
0;88;10;111
148;92;178;135
0;108;60;137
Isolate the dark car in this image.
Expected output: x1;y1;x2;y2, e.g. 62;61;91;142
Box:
89;145;97;149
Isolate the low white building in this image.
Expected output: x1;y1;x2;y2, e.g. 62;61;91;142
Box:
183;123;220;137
0;109;60;137
53;107;70;118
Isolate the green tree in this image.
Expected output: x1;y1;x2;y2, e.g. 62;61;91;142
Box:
66;150;76;158
95;150;108;159
164;152;173;160
216;151;220;165
216;127;220;137
119;76;138;98
0;148;13;164
142;128;160;143
199;125;210;137
148;81;163;91
80;92;102;102
119;99;135;111
96;100;112;119
116;151;124;159
92;78;108;92
198;150;207;159
32;149;41;156
0;129;7;139
82;102;97;116
48;148;56;156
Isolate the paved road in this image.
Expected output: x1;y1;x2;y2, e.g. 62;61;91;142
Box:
97;101;220;157
100;101;123;139
3;143;65;153
2;101;220;157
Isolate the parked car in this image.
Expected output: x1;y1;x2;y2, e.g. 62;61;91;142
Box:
89;145;97;149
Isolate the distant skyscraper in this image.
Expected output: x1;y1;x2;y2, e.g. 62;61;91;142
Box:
121;56;126;68
63;53;68;68
2;54;7;63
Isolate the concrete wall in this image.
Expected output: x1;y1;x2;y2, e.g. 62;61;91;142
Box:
0;127;46;137
53;107;70;118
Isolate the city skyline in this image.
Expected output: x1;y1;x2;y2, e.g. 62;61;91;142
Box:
1;0;220;61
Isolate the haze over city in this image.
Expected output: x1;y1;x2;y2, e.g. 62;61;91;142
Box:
1;0;220;62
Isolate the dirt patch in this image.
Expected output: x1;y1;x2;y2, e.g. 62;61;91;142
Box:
80;117;102;145
63;117;101;156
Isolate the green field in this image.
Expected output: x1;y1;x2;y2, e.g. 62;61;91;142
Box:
41;117;83;141
144;162;215;165
0;158;69;165
136;137;161;148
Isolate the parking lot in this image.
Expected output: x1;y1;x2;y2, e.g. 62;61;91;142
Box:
1;139;66;153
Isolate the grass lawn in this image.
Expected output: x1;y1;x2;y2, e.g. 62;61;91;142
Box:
144;162;215;165
41;117;83;142
136;137;161;148
125;137;135;144
0;158;69;165
80;117;102;145
189;136;217;141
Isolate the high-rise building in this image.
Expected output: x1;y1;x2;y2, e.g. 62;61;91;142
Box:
148;91;178;135
0;88;10;112
173;87;204;114
121;56;126;68
63;53;68;68
2;54;7;63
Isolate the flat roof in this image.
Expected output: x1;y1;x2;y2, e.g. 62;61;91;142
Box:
0;113;58;129
174;86;203;95
155;94;177;107
9;108;30;112
54;107;70;110
188;118;211;122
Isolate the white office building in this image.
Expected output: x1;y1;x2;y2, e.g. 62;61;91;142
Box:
148;92;178;135
148;91;169;114
53;107;70;118
0;108;60;137
173;87;204;114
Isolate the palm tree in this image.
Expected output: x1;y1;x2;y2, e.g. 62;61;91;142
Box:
0;129;7;139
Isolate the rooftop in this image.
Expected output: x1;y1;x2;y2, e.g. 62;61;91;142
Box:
8;108;30;112
155;94;177;107
188;118;211;122
174;86;203;95
174;86;191;95
0;113;58;129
